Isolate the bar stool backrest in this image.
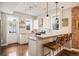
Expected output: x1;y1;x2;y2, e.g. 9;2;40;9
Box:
56;36;65;46
63;34;68;41
68;33;72;40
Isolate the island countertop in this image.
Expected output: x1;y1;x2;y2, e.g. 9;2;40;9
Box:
28;33;58;41
29;33;71;40
36;33;62;39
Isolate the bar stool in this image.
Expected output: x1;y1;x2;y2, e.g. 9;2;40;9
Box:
64;34;68;41
43;42;61;56
68;33;72;40
43;42;52;56
56;36;65;50
43;36;65;56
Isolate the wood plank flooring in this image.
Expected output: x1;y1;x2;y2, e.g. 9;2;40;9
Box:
0;43;28;56
1;43;79;56
56;49;79;56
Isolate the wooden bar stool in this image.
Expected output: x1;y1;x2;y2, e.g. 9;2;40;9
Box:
43;42;52;56
64;34;68;41
43;39;61;56
68;33;72;41
43;35;68;56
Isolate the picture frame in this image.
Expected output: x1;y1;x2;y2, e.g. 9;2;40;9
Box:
62;18;68;27
76;19;79;29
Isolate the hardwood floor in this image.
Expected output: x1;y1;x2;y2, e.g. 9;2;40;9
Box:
1;43;28;56
56;49;79;56
1;43;79;56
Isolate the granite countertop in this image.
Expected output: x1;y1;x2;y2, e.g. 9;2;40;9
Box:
29;33;69;40
29;33;62;40
28;34;54;40
36;33;60;38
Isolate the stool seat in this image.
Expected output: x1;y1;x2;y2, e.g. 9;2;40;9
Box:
43;42;61;50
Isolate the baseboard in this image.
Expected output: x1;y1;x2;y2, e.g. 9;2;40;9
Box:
71;48;79;52
1;42;28;47
1;43;8;46
63;47;79;52
8;42;28;45
8;43;19;45
18;43;28;45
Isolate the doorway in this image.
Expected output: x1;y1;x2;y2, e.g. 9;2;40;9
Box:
7;15;19;44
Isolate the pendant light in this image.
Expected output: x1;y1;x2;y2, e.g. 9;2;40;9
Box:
55;2;58;20
61;6;64;20
46;2;49;19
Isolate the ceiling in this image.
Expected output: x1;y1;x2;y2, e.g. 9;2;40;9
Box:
0;2;79;16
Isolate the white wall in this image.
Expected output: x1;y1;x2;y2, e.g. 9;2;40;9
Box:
36;8;72;35
1;12;7;46
33;19;39;29
51;8;72;35
60;8;72;34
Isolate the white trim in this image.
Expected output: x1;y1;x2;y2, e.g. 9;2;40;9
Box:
1;43;8;46
64;47;79;52
71;48;79;52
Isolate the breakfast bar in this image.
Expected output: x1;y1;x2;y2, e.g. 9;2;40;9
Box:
28;33;72;56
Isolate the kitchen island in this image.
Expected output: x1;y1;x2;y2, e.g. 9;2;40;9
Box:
28;33;72;56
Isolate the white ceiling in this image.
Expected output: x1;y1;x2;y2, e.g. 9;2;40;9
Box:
0;2;79;16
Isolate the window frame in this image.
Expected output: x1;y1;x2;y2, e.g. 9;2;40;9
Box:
25;18;33;31
50;16;59;30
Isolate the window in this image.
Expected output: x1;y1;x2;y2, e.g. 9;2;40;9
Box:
26;19;32;31
26;20;30;30
7;15;18;33
51;16;59;30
